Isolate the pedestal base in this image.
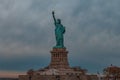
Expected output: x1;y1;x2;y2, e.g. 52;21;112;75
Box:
49;48;70;69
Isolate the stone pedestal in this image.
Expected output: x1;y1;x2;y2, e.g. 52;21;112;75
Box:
49;48;70;69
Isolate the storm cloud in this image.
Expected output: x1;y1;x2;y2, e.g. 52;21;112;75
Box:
0;0;120;75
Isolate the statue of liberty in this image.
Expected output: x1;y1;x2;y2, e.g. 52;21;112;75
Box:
52;11;65;48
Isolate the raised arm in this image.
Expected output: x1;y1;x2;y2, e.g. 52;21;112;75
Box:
52;11;56;23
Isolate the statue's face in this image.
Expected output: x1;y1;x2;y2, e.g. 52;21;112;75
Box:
57;19;61;24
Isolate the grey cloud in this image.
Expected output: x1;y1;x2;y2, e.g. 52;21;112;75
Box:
0;0;120;73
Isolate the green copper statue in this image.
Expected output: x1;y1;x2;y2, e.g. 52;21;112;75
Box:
52;11;65;48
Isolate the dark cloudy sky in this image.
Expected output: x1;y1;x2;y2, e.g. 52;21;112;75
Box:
0;0;120;77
